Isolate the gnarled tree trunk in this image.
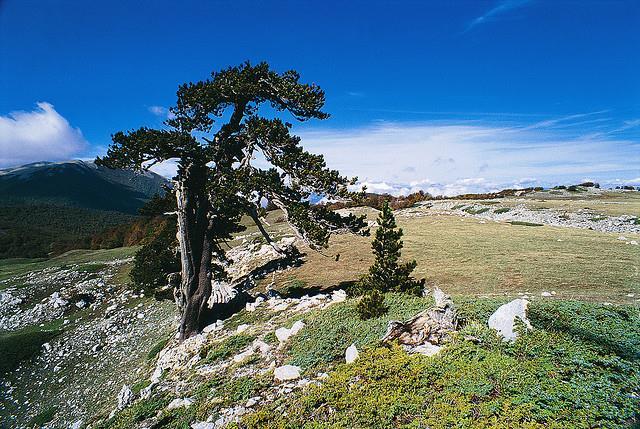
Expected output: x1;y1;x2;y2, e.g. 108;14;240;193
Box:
175;162;213;341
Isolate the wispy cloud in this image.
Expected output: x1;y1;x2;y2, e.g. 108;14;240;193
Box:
465;0;532;33
148;105;176;120
297;114;639;196
0;102;88;168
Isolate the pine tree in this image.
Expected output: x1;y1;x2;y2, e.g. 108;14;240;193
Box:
357;289;387;320
97;62;368;340
361;201;425;295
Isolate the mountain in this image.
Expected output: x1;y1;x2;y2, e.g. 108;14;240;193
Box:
0;161;170;259
0;160;168;214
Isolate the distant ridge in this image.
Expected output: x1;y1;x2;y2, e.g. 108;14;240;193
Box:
0;160;168;214
0;160;170;259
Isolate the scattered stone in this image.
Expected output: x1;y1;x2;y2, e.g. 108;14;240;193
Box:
274;365;301;381
275;320;305;343
75;300;87;309
331;290;347;303
345;343;359;364
191;423;215;429
413;343;442;356
42;342;52;352
236;324;249;334
541;291;552;297
167;397;194;410
233;348;254;363
488;299;533;341
116;385;134;410
70;420;84;429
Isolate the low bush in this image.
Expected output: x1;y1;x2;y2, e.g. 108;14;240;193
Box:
493;207;510;214
509;221;543;227
200;334;255;364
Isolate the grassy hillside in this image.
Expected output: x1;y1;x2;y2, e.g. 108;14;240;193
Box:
0;161;168;259
236;207;638;304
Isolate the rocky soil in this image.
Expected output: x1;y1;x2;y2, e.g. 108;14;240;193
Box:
0;259;176;428
402;199;640;235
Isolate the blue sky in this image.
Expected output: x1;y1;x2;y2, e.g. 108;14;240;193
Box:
1;0;638;194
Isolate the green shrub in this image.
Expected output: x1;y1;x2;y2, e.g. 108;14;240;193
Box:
27;406;57;427
0;326;63;373
509;221;543;227
357;290;388;320
286;293;432;370
147;337;170;361
200;334;255;364
462;207;490;215
494;207;510;214
246;301;640;428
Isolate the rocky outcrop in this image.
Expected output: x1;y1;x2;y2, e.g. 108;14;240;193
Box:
488;299;532;341
382;287;457;356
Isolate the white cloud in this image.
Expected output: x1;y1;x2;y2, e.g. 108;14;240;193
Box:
0;102;88;167
148;105;176;120
465;0;532;32
298;118;640;196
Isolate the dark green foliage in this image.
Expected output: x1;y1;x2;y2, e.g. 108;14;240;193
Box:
199;334;255;364
0;205;137;259
462;206;490;215
129;218;179;292
356;289;387;320
97;62;368;337
287;293;433;370
509;220;543;227
494;207;511;214
0;325;63;373
358;202;425;300
147;337;170;361
27;406;57;427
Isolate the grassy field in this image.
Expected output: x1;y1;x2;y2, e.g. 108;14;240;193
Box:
0;246;138;285
248;208;638;304
514;190;640;217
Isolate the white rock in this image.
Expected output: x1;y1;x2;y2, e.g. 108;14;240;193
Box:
412;343;442;356
345;343;359;364
151;366;163;383
274;365;301;381
630;240;638;245
117;385;134;410
233;348;254;363
236;324;249;334
275;320;305;343
627;293;636;298
253;339;271;355
245;396;260;407
42;342;52;352
137;312;145;319
70;420;83;429
331;289;347;303
75;300;87;309
167;397;194;410
541;291;552;297
488;299;533;341
191;423;215;429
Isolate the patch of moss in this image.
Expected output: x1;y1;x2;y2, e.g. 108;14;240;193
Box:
147;337;170;361
0;324;63;373
509;221;543;227
200;334;255;364
494;207;511;214
27;406;57;427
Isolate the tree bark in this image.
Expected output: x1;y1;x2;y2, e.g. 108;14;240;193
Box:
175;162;213;341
